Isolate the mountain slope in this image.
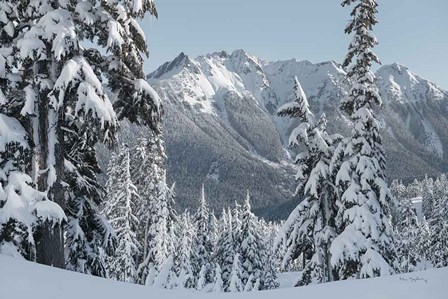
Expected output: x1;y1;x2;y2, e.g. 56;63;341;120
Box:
138;50;448;219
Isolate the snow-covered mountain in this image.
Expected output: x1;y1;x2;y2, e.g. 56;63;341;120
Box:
129;50;448;219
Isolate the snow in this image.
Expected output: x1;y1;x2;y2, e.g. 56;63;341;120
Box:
1;255;447;299
0;114;28;151
421;119;443;158
32;200;66;224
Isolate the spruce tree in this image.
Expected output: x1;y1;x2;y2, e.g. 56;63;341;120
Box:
421;176;434;222
214;210;235;291
212;264;224;292
229;253;243;292
430;193;448;268
331;0;396;279
133;133;171;284
0;0;160;268
103;145;140;283
395;197;420;273
240;192;267;288
276;77;341;285
191;186;214;286
176;212;195;289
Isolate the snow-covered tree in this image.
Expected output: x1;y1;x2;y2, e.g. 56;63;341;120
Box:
103;146;140;283
133;134;171;284
191;186;214;286
395;197;421;273
239;192;270;288
0;0;161;268
276;77;341;285
175;212;195;289
214;210;235;291
153;255;176;289
330;0;397;279
212;264;224;292
429;193;448;268
421;176;434;222
229;253;243;292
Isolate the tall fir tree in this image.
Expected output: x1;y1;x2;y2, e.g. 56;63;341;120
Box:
176;211;195;289
103;145;140;283
276;77;341;285
0;0;161;268
330;0;397;279
214;210;235;291
429;191;448;268
395;197;421;273
239;192;278;290
191;186;214;287
133;133;171;284
421;176;434;222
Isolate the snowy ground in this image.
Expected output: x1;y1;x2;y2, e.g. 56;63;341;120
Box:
1;255;447;299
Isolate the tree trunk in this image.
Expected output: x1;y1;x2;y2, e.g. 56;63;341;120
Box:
36;223;65;268
34;57;65;268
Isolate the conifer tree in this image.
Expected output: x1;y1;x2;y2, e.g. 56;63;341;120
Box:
239;192;265;287
330;0;397;279
229;253;243;292
276;77;341;285
395;197;420;273
212;264;224;292
133;133;171;283
214;210;235;291
421;176;434;222
0;0;161;268
154;255;176;289
429;193;448;268
103;146;140;283
191;186;214;286
176;212;195;289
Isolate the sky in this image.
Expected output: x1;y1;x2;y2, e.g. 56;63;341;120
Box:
142;0;448;89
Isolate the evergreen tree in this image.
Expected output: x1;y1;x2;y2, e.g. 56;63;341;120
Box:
176;212;195;289
191;186;214;286
330;0;397;279
239;192;278;290
430;193;448;268
276;77;341;285
421;176;434;222
395;197;420;273
390;180;407;227
154;255;176;289
214;210;235;291
229;253;243;292
212;264;224;292
103;146;140;283
133;133;171;284
416;219;432;270
0;0;160;268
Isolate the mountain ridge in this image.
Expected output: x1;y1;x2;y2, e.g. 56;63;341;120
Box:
137;49;448;219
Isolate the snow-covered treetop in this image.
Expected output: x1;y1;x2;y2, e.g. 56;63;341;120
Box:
277;77;314;123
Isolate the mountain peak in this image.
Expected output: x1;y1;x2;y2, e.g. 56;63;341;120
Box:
376;63;447;105
148;52;197;80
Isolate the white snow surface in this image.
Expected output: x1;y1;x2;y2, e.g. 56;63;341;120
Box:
1;255;447;299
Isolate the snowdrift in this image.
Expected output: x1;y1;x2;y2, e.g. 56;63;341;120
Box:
1;255;447;299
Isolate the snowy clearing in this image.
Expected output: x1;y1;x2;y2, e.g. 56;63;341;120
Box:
1;255;447;299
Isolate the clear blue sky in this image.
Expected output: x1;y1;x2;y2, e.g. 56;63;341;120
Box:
142;0;448;89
